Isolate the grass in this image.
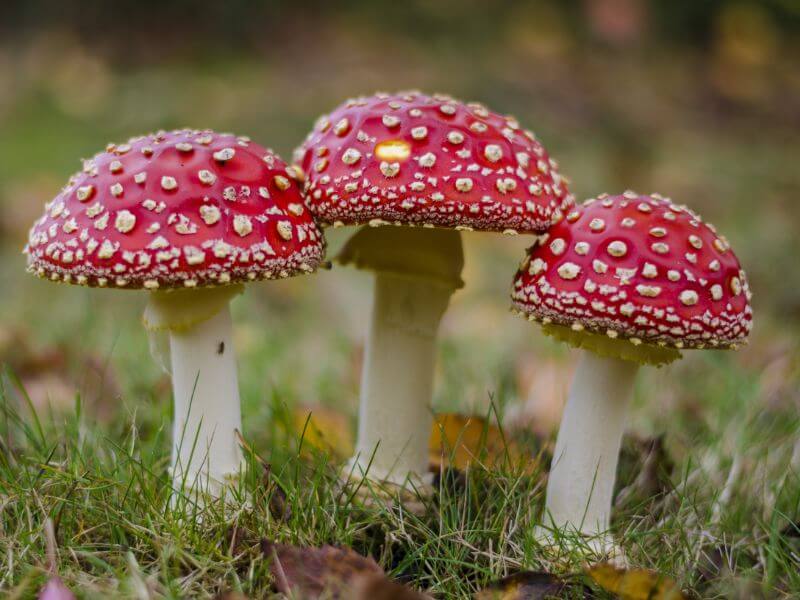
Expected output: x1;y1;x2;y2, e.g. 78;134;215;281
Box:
1;319;799;598
0;375;544;598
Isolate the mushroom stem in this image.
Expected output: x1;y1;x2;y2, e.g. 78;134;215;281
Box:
168;304;243;493
337;226;464;488
541;352;638;541
143;285;245;494
348;272;455;486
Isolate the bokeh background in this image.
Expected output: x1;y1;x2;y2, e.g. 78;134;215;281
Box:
1;0;798;458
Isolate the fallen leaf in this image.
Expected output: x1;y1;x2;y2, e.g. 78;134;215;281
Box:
262;541;431;599
586;563;687;600
287;408;540;475
352;572;431;599
429;414;537;473
475;571;590;599
262;542;383;599
291;405;354;459
267;479;291;522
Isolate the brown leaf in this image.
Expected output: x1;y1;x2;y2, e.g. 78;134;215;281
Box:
262;542;383;599
291;405;354;459
267;481;291;523
476;571;591;599
352;572;431;599
586;563;687;600
429;414;537;474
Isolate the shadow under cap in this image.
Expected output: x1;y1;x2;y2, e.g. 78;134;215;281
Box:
143;284;244;332
336;225;465;290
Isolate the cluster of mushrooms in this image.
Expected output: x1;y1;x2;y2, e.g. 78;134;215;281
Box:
24;91;753;556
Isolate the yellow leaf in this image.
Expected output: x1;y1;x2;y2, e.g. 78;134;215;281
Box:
291;405;354;459
475;571;580;599
287;409;538;475
586;563;687;600
428;414;537;473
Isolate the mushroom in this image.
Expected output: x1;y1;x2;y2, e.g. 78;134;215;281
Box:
25;129;325;494
510;191;753;554
295;91;573;489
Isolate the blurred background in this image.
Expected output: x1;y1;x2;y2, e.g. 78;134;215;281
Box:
0;0;798;445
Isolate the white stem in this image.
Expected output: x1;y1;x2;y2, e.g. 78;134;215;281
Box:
348;272;455;486
169;305;243;493
542;352;638;538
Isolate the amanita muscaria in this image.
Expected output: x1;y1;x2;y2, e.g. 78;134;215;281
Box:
511;191;753;554
25;129;325;494
295;91;573;488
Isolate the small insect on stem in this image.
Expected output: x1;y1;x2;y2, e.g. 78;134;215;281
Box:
217;341;225;355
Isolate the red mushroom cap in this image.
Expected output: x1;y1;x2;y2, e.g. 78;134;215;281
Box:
295;91;574;233
511;192;753;352
25;129;325;289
